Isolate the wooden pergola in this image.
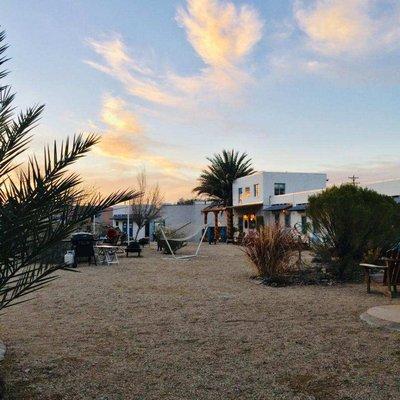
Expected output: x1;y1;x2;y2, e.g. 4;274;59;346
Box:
202;204;233;242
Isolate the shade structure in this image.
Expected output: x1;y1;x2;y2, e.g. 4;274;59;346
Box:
287;203;308;212
263;203;292;212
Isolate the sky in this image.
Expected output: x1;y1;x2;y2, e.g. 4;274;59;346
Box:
2;0;400;201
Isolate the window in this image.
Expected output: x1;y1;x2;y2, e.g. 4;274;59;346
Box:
284;212;291;228
254;183;260;197
238;188;243;203
274;212;280;225
244;187;251;198
274;182;286;195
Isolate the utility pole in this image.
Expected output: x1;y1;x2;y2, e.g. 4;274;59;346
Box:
348;175;359;185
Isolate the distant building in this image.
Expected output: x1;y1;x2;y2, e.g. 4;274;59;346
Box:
232;171;327;234
232;172;400;236
111;200;220;241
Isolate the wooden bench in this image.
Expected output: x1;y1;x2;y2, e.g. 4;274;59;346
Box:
125;242;142;257
360;248;400;298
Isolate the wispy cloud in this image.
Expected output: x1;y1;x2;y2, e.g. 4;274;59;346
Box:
86;0;263;107
101;94;143;134
94;94;199;179
267;1;400;83
86;37;180;106
294;0;400;57
176;0;263;68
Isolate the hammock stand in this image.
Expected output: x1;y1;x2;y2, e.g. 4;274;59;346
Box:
160;224;209;260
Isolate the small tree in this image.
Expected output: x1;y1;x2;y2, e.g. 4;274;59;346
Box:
130;170;163;240
308;184;400;280
0;30;137;310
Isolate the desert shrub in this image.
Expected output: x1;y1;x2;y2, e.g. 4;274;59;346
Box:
243;225;299;279
308;184;400;281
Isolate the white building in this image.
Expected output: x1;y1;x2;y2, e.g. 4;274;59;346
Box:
112;205;148;240
232;171;327;234
232;172;400;235
112;201;224;242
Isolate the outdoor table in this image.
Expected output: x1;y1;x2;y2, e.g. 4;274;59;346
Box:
95;245;119;266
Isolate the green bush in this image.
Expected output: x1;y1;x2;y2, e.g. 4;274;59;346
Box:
308;184;400;281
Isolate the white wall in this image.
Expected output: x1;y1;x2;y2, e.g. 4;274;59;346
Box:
266;178;400;231
270;188;323;206
112;205;146;240
232;171;327;207
232;172;264;206
262;172;327;204
159;202;227;241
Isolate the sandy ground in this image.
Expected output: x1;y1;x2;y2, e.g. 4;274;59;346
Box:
1;244;400;400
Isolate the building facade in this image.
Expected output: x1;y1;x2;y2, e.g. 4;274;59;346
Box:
232;172;400;236
232;171;327;234
111;201;225;242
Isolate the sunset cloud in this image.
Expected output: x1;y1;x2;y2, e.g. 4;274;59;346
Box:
86;0;263;107
176;0;263;68
294;0;400;56
101;95;143;134
86;38;180;106
95;94;200;182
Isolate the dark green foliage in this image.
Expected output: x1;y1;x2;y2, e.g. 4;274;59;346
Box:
0;30;137;310
176;198;195;205
193;150;254;240
193;149;254;206
307;184;400;280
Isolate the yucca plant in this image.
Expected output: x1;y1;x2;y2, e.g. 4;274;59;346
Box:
0;30;137;310
243;225;298;279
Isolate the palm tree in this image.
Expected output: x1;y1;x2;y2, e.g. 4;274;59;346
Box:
0;30;137;310
193;150;254;241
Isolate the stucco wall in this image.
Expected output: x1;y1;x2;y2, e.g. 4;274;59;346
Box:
233;171;327;207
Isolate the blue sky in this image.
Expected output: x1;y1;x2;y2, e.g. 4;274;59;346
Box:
3;0;400;200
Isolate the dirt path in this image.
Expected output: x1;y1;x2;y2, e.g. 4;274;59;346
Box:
1;244;399;399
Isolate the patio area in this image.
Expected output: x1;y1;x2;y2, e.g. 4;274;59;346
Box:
2;244;400;399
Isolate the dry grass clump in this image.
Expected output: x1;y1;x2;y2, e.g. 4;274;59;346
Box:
243;225;298;279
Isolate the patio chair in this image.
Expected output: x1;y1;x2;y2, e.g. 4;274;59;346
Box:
360;245;400;298
71;232;96;267
125;242;142;257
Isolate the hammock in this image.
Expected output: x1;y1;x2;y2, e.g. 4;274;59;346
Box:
160;224;209;260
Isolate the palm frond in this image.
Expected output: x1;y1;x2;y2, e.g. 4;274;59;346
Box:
0;30;139;310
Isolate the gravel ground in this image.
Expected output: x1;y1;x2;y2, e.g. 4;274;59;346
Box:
1;244;400;400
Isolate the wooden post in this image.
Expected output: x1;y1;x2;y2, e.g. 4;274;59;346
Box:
226;208;233;243
213;211;219;243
